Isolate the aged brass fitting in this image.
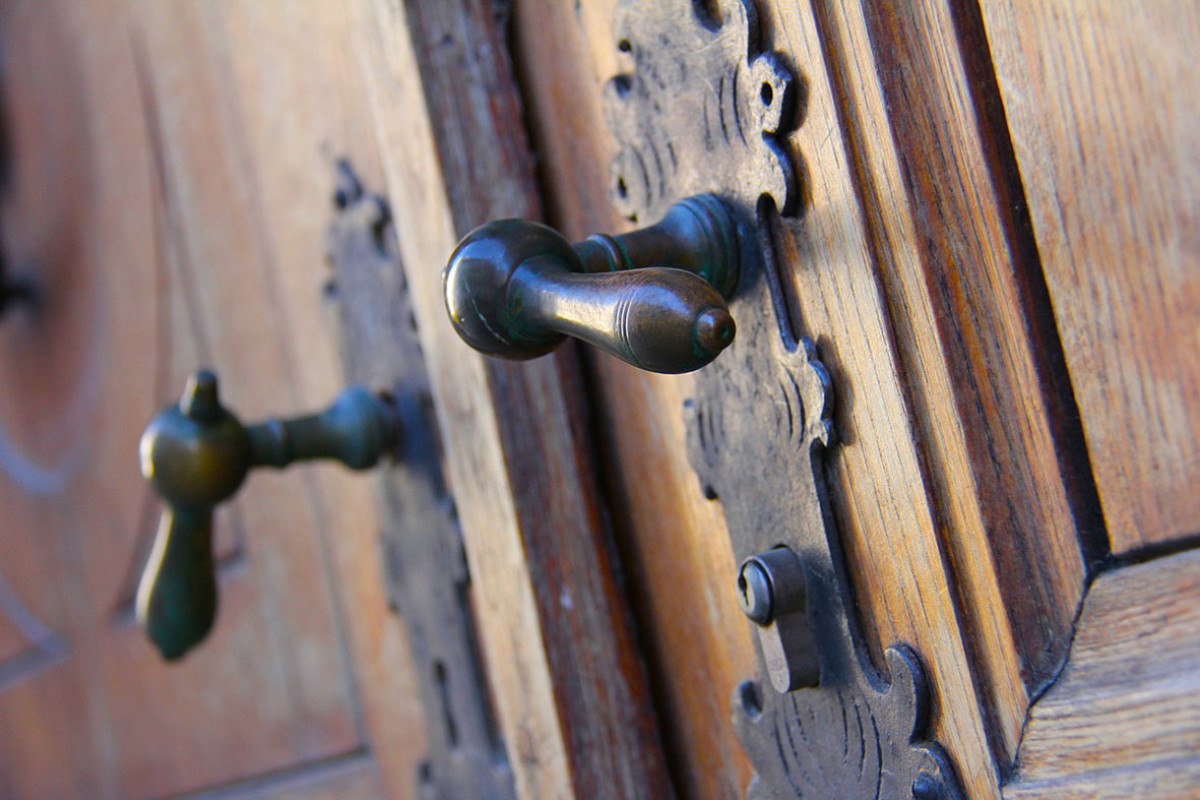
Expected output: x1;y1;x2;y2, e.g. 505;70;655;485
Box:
137;369;400;660
443;194;739;374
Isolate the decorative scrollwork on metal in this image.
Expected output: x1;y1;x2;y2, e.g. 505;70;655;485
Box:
688;274;964;800
605;0;799;224
605;2;966;797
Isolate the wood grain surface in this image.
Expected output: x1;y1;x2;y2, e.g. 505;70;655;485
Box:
815;0;1103;766
0;1;428;797
507;2;756;797
354;2;673;797
506;0;1026;796
1005;549;1200;798
759;4;999;793
4;1;1194;797
981;0;1200;554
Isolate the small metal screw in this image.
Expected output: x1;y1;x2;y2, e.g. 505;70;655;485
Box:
737;560;774;624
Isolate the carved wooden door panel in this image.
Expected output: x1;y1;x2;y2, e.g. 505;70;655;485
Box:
0;2;425;797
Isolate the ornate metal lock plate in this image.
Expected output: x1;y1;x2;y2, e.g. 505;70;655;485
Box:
604;2;965;797
327;163;515;800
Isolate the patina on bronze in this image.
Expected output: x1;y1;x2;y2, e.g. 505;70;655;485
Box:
137;369;400;660
442;193;739;374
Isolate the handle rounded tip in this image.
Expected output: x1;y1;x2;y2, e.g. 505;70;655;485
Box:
180;370;221;422
694;307;736;355
595;267;737;373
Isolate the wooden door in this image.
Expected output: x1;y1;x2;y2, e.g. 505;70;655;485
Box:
0;2;428;797
3;1;1198;799
370;1;1200;798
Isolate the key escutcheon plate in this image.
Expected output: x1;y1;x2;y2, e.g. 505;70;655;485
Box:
604;1;966;797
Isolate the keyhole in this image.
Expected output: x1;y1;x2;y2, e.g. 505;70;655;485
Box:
738;573;752;606
737;562;773;624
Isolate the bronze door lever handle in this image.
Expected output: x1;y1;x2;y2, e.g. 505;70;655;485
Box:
443;194;740;374
137;369;400;660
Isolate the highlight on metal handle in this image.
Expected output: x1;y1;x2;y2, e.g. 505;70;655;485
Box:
442;194;740;374
137;370;401;660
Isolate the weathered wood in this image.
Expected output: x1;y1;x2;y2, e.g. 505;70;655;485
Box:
355;1;673;797
508;1;756;795
510;0;1004;796
1006;761;1200;800
979;0;1200;555
1005;550;1200;798
200;5;449;796
175;752;383;800
805;0;1101;766
9;2;1194;799
755;4;999;793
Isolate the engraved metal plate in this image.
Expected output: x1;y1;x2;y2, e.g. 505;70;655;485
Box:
604;2;965;797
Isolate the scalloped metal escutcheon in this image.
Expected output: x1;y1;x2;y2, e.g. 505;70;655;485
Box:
604;2;966;797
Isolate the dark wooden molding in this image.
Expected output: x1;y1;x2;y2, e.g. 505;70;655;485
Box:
398;2;675;797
